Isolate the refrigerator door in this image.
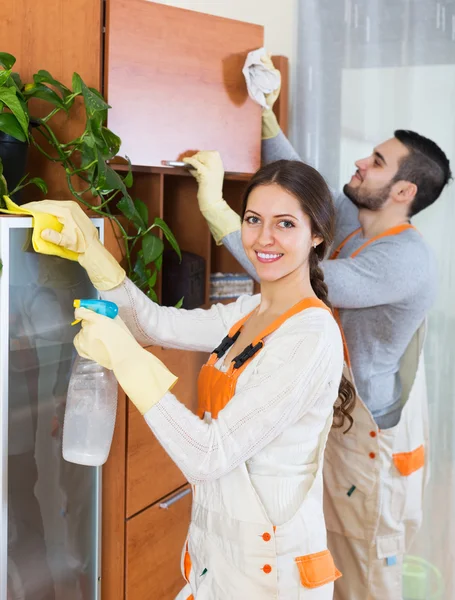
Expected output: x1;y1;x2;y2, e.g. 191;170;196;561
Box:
0;217;103;600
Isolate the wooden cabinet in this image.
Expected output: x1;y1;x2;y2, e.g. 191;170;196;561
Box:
126;485;192;599
105;0;263;173
1;2;288;598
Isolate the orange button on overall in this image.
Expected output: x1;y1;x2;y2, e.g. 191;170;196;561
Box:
262;532;271;542
262;564;272;574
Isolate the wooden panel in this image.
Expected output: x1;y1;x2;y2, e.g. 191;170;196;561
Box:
106;0;263;173
126;485;191;600
101;218;127;600
102;388;127;600
271;55;289;137
126;347;207;517
0;0;102;200
163;175;212;305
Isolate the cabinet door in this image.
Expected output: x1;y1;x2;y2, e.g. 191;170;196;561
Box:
106;0;263;173
126;347;207;517
126;486;192;600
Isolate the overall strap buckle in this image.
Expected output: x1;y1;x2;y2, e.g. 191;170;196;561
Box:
212;329;241;358
232;341;264;369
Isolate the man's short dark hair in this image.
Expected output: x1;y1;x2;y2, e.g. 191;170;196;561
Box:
393;129;452;216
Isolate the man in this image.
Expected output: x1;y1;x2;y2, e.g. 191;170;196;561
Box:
183;58;452;599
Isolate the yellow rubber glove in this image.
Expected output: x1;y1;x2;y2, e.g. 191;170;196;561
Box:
74;307;178;415
260;54;281;140
183;151;241;245
18;199;125;291
0;196;79;261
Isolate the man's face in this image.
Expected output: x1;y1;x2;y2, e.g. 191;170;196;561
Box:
343;138;410;210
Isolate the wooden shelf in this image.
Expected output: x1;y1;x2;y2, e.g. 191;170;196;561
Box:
111;162;253;181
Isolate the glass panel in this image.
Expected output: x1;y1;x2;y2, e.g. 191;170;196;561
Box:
7;227;99;600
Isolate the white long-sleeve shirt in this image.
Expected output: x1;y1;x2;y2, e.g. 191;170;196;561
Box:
103;279;344;524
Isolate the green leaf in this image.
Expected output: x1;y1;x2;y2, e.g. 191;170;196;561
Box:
148;270;157;288
88;122;121;160
95;150;127;196
142;233;164;265
134;198;148;229
0;87;29;138
147;287;158;302
79;142;97;176
117;195;145;230
89;87;109;122
87;115;105;148
84;132;96;148
105;164;128;194
18;95;28;117
0;158;7;198
28;177;48;194
154;252;163;272
0;69;12;87
72;73;82;95
101;127;121;159
11;72;23;91
23;82;66;111
123;157;133;188
0;53;16;70
154;217;181;260
78;77;109;118
0;113;27;141
33;70;71;99
174;297;184;309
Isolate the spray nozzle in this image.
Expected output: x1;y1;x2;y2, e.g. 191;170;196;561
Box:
71;299;119;326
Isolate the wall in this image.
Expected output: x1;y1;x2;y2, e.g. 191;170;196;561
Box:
150;0;298;140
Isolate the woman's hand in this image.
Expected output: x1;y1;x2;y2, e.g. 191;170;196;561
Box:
21;199;125;291
74;307;178;414
183;150;225;212
182;151;241;244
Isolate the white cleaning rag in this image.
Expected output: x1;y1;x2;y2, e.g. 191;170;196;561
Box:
242;47;281;109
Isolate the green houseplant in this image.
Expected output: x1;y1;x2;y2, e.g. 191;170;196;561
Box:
0;52;43;199
0;51;180;301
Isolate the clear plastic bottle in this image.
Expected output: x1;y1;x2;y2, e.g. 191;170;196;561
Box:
62;355;118;466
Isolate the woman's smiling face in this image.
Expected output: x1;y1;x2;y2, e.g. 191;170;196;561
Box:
241;183;321;283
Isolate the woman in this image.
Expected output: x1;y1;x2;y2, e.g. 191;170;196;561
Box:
27;154;355;599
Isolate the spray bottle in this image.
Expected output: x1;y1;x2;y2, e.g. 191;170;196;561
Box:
63;299;119;466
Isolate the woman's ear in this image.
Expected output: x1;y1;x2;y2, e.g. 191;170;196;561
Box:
312;235;324;248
